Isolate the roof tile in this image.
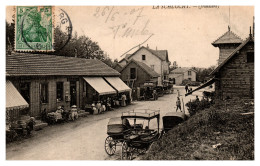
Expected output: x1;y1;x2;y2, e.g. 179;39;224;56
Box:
6;53;120;76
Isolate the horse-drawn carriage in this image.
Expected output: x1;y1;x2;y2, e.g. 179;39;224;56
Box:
104;108;187;160
105;109;160;159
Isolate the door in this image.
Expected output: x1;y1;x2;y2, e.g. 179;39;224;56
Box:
20;82;30;103
70;81;77;106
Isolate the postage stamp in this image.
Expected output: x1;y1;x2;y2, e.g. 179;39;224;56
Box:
15;6;54;51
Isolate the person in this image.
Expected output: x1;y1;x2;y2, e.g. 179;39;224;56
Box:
185;84;189;93
196;95;200;102
121;93;126;107
41;108;47;122
107;97;112;111
176;97;182;112
26;117;35;135
96;101;102;114
70;105;78;120
91;103;97;114
177;89;180;97
102;101;106;112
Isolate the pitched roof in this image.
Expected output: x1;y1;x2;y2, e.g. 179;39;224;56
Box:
118;54;131;63
6;53;120;76
120;59;160;78
146;48;169;62
171;67;197;74
122;46;169;62
211;36;254;75
212;29;243;46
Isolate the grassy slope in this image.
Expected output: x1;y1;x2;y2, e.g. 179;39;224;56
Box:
142;100;254;160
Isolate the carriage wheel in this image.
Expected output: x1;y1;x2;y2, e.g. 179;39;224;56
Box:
121;141;133;160
104;136;116;156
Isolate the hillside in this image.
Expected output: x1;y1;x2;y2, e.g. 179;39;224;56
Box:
142;99;254;160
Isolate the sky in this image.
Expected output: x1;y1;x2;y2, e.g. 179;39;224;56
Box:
6;6;254;68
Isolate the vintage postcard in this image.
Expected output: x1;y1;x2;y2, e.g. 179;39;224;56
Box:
5;5;254;161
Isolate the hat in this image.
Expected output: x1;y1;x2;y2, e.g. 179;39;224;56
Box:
57;106;62;109
71;105;77;108
91;103;95;106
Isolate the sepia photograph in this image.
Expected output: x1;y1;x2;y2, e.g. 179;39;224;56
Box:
4;4;255;161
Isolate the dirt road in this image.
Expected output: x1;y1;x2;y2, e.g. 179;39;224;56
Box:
6;86;198;160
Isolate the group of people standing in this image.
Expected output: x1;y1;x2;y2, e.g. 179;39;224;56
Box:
90;93;128;114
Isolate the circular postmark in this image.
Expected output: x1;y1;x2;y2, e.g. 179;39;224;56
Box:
20;7;72;52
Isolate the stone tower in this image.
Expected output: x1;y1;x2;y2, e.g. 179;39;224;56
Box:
212;27;243;65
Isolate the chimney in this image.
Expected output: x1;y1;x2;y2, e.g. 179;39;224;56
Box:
147;44;149;48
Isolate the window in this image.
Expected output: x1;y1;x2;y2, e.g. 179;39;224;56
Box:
188;71;192;76
150;65;154;70
142;55;146;60
247;52;254;63
57;82;64;102
40;83;48;103
130;68;136;79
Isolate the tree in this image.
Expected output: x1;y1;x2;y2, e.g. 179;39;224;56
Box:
194;66;216;82
6;21;15;54
6;21;116;66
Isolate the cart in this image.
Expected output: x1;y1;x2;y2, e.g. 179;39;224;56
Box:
162;112;186;133
104;117;132;156
120;109;160;160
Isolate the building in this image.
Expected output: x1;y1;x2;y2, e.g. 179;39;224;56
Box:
6;53;130;118
120;59;160;88
119;46;170;86
169;67;197;85
113;63;124;72
212;27;243;65
211;32;254;99
186;28;254;100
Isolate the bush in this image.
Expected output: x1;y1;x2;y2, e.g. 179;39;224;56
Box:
186;99;211;116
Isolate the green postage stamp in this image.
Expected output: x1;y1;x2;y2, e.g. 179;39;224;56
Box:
15;6;54;51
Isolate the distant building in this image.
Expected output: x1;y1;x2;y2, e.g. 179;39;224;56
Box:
212;27;243;65
119;59;159;100
119;45;170;86
113;63;124;72
120;59;160;89
169;67;197;85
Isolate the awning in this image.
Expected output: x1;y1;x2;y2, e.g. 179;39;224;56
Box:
6;80;29;111
104;77;131;93
185;78;216;96
83;77;117;95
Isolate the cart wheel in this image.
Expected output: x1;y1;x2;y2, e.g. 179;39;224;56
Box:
121;141;133;160
105;136;116;156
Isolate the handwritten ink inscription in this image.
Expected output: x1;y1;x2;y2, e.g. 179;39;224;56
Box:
93;6;153;38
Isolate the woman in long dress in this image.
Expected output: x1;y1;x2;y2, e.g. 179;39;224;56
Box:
121;94;126;107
